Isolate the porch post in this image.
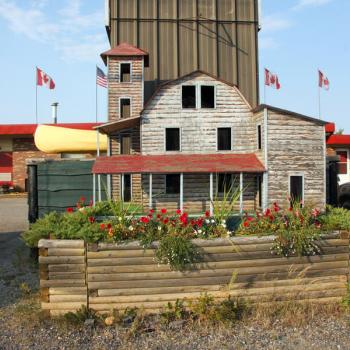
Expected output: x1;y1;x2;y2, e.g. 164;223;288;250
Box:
240;172;243;214
93;173;96;205
180;173;184;211
149;173;153;209
97;130;101;202
107;136;111;199
209;173;213;215
121;174;124;202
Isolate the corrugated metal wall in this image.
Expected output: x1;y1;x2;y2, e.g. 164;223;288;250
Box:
109;0;259;106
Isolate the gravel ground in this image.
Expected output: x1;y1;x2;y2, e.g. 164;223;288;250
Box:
0;197;350;349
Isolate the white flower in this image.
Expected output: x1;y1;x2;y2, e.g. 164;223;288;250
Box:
79;207;85;212
221;223;226;228
158;226;162;231
198;229;202;234
221;219;226;224
205;219;210;224
211;219;215;223
118;216;122;221
128;226;134;231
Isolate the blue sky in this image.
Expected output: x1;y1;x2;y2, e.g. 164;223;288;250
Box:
0;0;348;132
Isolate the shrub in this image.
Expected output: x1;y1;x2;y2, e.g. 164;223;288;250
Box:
160;299;187;324
320;206;350;231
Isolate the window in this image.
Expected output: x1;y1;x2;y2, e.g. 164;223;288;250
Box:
120;98;131;118
120;63;131;82
217;174;233;193
217;128;231;151
182;86;196;108
165;128;180;151
257;125;262;150
336;151;348;174
166;174;180;194
123;174;131;202
200;86;215;108
120;135;131;155
290;175;303;204
257;175;262;208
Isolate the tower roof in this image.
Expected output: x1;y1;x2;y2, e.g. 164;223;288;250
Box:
101;43;149;66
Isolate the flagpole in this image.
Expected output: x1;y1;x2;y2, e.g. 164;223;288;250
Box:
35;66;38;124
96;65;98;123
318;85;321;119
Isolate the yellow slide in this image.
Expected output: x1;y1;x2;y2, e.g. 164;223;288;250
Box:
34;125;108;154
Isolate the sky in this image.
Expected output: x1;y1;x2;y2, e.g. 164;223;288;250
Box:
0;0;348;132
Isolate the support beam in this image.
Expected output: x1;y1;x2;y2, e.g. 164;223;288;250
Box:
93;174;96;205
96;130;101;202
209;173;213;215
263;107;269;210
121;174;124;202
107;136;111;200
180;173;184;211
240;172;243;214
149;173;153;209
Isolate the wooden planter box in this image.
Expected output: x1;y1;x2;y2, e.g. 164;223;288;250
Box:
38;232;350;316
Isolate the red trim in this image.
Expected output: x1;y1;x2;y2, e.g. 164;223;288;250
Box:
327;135;350;146
0;123;102;135
93;154;266;174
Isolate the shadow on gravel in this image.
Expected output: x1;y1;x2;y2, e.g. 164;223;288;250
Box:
0;231;39;308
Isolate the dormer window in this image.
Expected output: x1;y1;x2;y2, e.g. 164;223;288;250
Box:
182;86;196;109
200;86;215;108
120;98;131;118
120;63;131;82
165;128;180;151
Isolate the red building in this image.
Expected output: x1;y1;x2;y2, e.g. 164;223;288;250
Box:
0;123;100;192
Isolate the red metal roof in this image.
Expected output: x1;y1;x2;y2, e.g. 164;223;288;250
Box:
327;134;350;146
93;154;265;174
325;123;335;134
101;43;149;65
0;123;102;136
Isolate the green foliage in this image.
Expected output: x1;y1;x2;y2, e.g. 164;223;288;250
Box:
155;235;201;271
160;299;186;324
341;284;350;308
320;206;350;231
63;305;100;325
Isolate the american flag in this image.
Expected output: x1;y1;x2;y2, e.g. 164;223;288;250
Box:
96;67;107;88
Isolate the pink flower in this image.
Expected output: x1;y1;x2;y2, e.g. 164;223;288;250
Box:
312;208;320;218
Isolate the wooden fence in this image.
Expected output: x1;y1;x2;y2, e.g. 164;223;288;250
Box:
39;232;350;316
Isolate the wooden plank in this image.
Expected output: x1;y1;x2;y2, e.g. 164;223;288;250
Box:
49;272;86;280
87;253;349;274
48;248;85;256
42;302;87;310
50;295;88;303
38;240;84;249
87;260;348;282
87;268;349;290
48;264;86;273
41;279;86;288
39;256;85;264
49;287;87;295
97;275;347;297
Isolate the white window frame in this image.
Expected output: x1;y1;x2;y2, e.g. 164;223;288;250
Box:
288;173;305;203
216;127;233;152
119;96;132;118
257;124;262;150
121;173;133;202
335;148;349;175
119;61;133;83
164;127;182;152
200;84;216;109
181;85;197;109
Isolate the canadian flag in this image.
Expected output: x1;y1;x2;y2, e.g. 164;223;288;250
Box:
318;70;329;90
264;68;281;90
36;67;55;89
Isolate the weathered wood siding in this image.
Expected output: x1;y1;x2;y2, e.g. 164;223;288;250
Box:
141;71;256;155
39;232;350;315
266;111;326;208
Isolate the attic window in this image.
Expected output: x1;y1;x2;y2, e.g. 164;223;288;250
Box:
182;86;196;108
200;86;215;108
120;98;131;118
217;128;231;151
166;128;180;151
120;63;131;82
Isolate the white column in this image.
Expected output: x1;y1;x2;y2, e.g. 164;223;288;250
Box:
209;173;213;215
97;130;101;202
263;107;269;210
180;173;184;211
93;173;96;205
149;173;153;209
121;174;124;202
107;136;111;199
240;172;243;214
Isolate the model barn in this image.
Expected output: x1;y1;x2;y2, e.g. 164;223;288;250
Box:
92;42;327;213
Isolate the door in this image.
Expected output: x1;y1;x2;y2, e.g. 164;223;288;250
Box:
0;152;13;185
336;150;349;185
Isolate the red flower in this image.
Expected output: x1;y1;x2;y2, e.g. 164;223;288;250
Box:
288;207;293;212
88;216;95;224
140;216;150;224
100;223;106;230
315;220;321;229
76;202;81;209
66;207;74;213
89;199;93;207
107;223;112;229
269;215;274;222
243;221;250;228
312;208;320;218
196;218;203;228
205;210;210;217
190;219;196;226
273;202;280;212
148;213;153;218
149;209;155;214
247;216;253;222
108;228;114;237
163;218;169;224
80;196;86;202
176;209;181;215
264;208;271;217
156;214;161;219
161;208;167;214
